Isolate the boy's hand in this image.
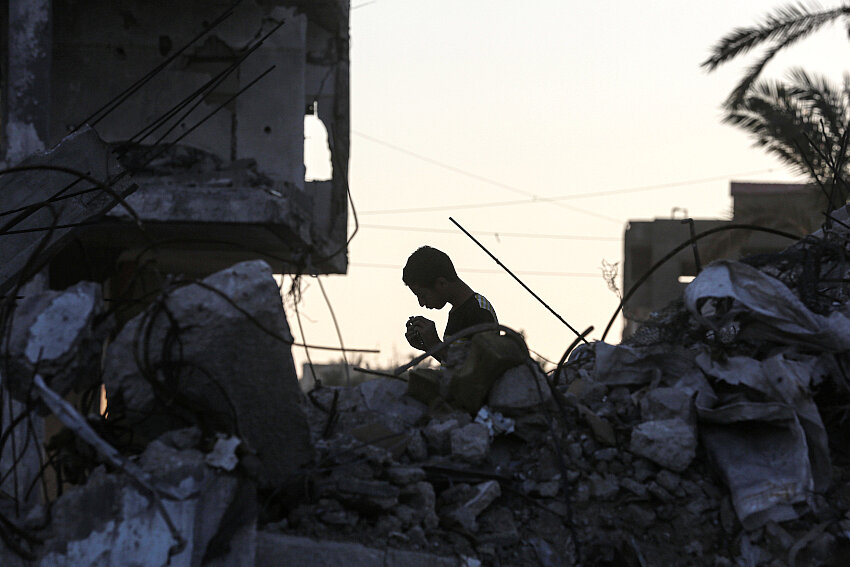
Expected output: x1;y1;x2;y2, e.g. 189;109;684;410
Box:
406;316;440;350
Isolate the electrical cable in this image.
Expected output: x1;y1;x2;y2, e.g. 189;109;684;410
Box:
355;131;774;203
350;262;601;278
355;130;776;218
359;223;620;241
72;0;244;132
315;276;351;385
450;216;589;344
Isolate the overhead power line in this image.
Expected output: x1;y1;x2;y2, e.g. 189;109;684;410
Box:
354;130;775;216
359;223;621;241
350;262;602;278
354;131;622;223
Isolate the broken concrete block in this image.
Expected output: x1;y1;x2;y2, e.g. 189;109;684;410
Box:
450;423;491;464
565;377;608;409
655;469;682;495
487;363;552;415
5;280;105;400
640;387;694;423
40;441;255;567
589;473;619;500
205;434;241;471
255;533;460;567
629;418;697;472
157;427;203;450
386;465;426;485
316;499;358;527
442;481;502;532
350;422;409;458
402;481;440;530
620;478;649;499
422;416;465;454
358;377;427;429
477;506;520;545
473;406;514;437
406;430;428;461
318;476;399;513
577;404;617;446
103;260;312;488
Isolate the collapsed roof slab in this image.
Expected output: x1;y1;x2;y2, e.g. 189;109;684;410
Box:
71;177;346;275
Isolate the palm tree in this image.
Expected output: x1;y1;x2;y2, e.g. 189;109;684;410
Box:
724;68;850;208
703;2;850;108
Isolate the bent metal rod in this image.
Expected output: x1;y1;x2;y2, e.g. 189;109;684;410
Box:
448;217;589;345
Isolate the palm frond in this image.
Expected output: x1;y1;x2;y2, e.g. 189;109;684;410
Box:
786;67;845;138
723;74;850;185
703;2;849;71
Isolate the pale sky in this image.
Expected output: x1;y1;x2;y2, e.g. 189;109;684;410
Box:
291;0;850;375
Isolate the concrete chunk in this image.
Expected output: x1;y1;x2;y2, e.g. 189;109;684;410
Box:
629;418;697;472
450;423;491;464
487;363;551;415
255;533;459;567
640;387;694;422
40;442;255;567
103;260;312;488
5;281;104;400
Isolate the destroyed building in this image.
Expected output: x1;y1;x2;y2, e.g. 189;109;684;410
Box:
3;1;850;566
623;181;826;338
2;0;350;293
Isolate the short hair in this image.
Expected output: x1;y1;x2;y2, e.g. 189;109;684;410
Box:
403;246;459;287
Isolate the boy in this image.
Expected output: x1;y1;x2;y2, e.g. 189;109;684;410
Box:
403;246;497;362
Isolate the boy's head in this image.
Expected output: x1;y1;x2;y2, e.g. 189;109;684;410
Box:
403;246;459;309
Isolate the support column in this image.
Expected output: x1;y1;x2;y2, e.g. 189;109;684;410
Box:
4;0;52;165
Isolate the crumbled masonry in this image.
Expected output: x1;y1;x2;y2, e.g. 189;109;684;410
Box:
5;210;850;565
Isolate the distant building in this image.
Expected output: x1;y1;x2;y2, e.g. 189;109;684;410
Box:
622;181;827;339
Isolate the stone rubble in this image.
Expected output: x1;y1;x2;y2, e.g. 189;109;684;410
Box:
5;212;850;565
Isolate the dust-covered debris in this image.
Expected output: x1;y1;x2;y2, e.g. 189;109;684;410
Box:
7;207;850;565
103;259;313;489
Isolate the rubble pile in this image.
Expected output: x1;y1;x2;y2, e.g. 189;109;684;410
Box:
4;210;850;565
262;209;850;565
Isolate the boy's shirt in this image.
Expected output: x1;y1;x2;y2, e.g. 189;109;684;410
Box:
445;292;498;337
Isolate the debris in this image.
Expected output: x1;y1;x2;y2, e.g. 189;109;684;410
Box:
629;418;697;472
39;437;254;566
256;533;459;567
5;281;105;400
487;362;552;415
442;480;502;532
205;435;242;472
450;423;491;464
9;209;850;566
103;260;313;488
473;406;514;437
422;415;466;454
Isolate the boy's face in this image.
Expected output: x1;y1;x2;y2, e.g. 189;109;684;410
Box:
408;279;447;309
